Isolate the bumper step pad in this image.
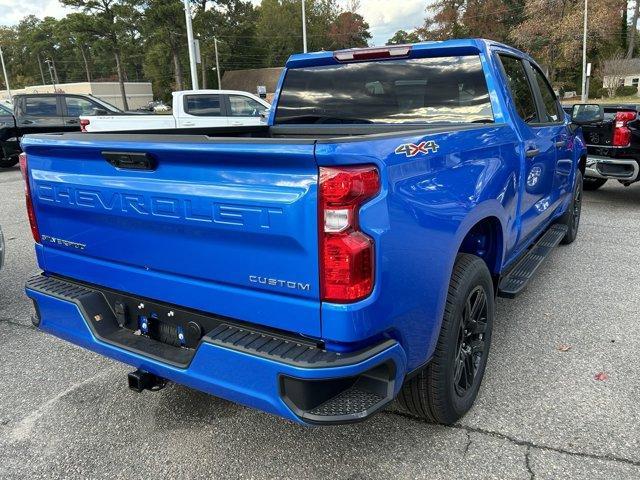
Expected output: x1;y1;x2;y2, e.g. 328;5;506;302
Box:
498;224;568;298
308;385;384;417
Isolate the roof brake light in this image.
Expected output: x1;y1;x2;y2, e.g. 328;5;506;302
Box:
334;45;412;62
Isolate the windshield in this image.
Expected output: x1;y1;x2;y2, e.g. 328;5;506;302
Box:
0;103;11;115
275;55;494;125
89;95;122;113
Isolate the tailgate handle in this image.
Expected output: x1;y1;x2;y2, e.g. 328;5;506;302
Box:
103;151;156;171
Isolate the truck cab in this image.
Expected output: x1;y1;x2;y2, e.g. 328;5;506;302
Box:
80;90;270;132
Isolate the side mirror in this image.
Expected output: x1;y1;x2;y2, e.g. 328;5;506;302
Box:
93;108;108;116
571;104;604;125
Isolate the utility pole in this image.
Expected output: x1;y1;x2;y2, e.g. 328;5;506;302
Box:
37;53;46;85
0;47;11;99
581;0;588;102
214;37;221;89
302;0;308;53
183;0;199;90
45;59;57;91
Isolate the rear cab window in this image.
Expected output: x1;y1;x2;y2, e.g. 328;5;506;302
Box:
184;95;222;116
21;96;59;117
275;55;494;124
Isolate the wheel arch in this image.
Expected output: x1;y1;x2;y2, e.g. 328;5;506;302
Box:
454;206;507;281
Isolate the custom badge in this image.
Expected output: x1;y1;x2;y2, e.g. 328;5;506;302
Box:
394;140;439;158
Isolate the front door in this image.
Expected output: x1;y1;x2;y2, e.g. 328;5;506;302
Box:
226;94;268;126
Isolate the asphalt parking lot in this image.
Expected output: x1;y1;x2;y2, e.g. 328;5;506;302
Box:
0;164;639;479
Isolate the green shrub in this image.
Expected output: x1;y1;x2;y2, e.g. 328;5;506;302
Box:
615;85;638;97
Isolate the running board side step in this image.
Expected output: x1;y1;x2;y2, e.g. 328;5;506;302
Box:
498;224;568;298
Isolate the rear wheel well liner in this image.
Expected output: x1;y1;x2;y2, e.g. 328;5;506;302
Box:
457;216;504;278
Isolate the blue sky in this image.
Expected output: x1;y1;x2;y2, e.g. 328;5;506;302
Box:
0;0;428;46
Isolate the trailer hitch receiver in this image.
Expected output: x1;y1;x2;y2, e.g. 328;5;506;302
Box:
128;369;167;393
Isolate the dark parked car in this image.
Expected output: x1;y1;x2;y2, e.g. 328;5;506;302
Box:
565;103;640;190
1;93;122;168
0;102;20;168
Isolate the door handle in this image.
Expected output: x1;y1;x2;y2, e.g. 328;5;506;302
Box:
231;121;243;126
182;122;195;127
21;120;34;125
555;140;566;148
525;148;540;158
67;119;79;124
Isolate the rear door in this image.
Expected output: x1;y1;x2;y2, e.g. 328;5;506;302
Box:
225;94;268;126
497;54;557;244
177;93;228;128
15;95;64;131
24;135;321;337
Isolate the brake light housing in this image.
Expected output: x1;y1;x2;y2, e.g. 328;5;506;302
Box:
19;153;41;243
334;45;412;62
612;110;636;147
319;166;380;302
80;118;90;132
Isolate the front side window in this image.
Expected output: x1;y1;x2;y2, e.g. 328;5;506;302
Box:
530;65;562;123
66;97;101;117
275;55;494;124
229;95;266;117
498;55;538;123
24;97;58;117
184;95;221;116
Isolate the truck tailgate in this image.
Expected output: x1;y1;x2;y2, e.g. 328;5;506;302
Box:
23;135;321;337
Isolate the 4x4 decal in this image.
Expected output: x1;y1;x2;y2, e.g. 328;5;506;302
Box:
395;140;439;158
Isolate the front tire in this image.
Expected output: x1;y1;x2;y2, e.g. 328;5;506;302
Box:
397;254;494;424
583;177;607;191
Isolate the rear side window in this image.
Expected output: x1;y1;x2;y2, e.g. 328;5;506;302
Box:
530;65;562;123
498;55;538;123
275;55;494;124
24;97;58;117
229;95;266;117
184;95;222;116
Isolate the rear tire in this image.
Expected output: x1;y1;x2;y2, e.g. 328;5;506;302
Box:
397;254;494;424
558;170;583;245
0;157;19;169
583;177;607;191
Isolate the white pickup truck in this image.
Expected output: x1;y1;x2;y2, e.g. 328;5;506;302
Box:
80;90;270;132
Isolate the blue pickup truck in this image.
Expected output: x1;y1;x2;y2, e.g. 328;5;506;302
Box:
22;39;587;426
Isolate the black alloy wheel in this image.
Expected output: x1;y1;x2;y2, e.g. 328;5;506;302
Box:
453;286;488;397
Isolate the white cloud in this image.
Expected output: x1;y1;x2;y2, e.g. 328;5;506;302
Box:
358;0;427;45
0;0;75;25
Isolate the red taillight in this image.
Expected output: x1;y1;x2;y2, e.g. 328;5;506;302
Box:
19;153;40;243
319;166;379;302
612;111;636;147
80;118;90;132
